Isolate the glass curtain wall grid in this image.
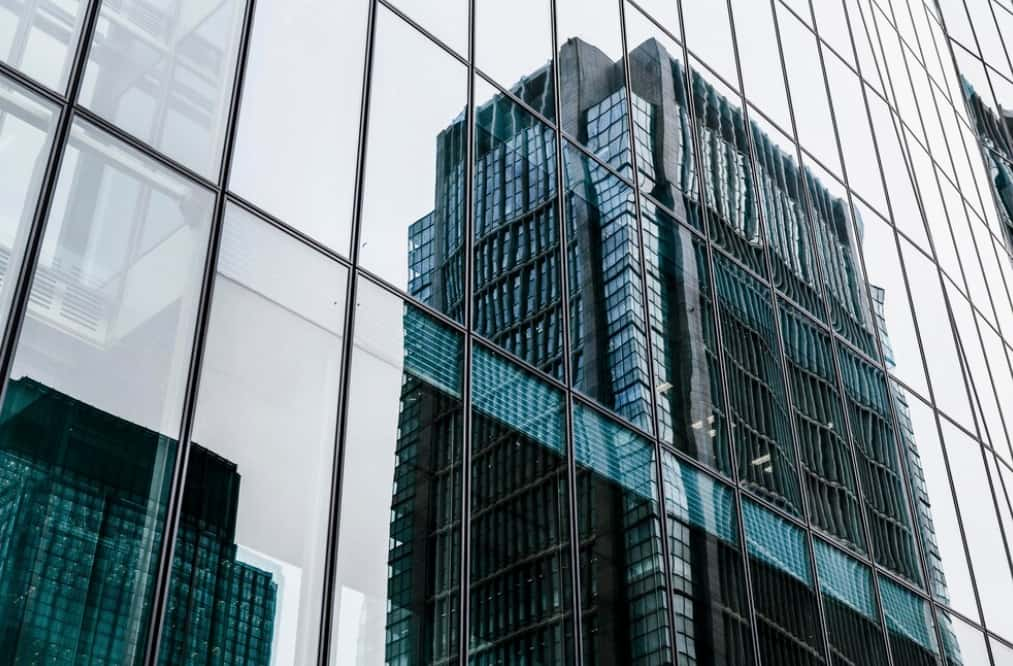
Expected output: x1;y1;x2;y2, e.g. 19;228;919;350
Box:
2;0;1013;664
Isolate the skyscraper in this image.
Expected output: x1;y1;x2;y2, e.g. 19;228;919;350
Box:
3;1;1013;665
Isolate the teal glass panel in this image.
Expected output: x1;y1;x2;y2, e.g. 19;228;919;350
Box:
742;500;826;665
879;577;940;666
469;345;573;665
813;539;890;665
572;401;672;664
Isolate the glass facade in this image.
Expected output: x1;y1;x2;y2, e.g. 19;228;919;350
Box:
3;0;1013;664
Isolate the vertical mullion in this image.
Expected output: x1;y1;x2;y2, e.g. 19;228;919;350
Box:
547;0;586;660
141;0;260;663
315;0;380;663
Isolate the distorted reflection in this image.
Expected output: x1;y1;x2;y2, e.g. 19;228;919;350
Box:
0;0;85;91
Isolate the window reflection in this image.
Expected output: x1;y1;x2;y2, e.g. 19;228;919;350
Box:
158;206;346;665
0;0;85;91
0;75;58;335
661;451;754;665
741;500;826;665
0;118;214;664
472;82;563;376
469;345;574;665
813;539;890;665
80;0;246;178
332;280;463;665
572;402;671;665
879;577;939;666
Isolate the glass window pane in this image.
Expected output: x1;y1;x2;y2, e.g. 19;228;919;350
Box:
80;0;246;179
358;8;468;321
388;0;468;57
0;74;58;333
472;80;563;377
555;0;632;171
895;390;980;623
681;0;737;86
157;206;346;665
940;420;1013;640
331;279;464;665
662;450;754;665
779;300;865;551
475;0;554;119
643;202;730;475
713;253;801;515
939;610;989;666
742;500;826;665
813;539;890;665
0;118;214;664
469;345;573;665
573;401;672;664
564;140;653;431
228;0;369;255
991;636;1013;665
729;0;791;129
0;0;85;90
879;577;940;665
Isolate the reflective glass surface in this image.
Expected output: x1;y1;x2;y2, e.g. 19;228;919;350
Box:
0;0;85;91
0;117;213;663
331;279;464;665
158;205;347;665
79;0;246;179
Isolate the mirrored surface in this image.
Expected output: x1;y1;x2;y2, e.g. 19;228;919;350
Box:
475;0;554;119
80;0;246;178
0;0;85;91
331;279;464;666
228;0;369;255
0;117;214;664
158;205;346;665
359;6;468;321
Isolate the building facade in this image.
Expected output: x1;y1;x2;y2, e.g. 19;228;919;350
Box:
3;0;1013;665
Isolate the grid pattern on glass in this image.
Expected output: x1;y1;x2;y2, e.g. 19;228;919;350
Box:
1;0;1013;662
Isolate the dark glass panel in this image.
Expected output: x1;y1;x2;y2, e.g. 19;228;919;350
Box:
813;539;890;666
642;202;730;475
472;81;564;378
778;300;865;552
0;118;214;664
157;206;347;665
331;280;464;665
712;252;801;514
661;451;755;665
563;140;653;432
469;345;573;665
572;402;672;665
742;500;827;665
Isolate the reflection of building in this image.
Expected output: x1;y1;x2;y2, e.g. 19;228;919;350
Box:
961;78;1013;246
0;378;276;665
396;35;949;666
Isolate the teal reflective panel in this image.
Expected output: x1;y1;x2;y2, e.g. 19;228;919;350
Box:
0;118;215;664
471;345;564;454
778;299;865;552
642;202;731;476
563;140;653;432
879;577;940;666
572;402;672;664
661;451;755;665
331;280;464;665
472;79;564;379
469;346;574;665
813;539;890;665
742;500;826;665
713;253;801;515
